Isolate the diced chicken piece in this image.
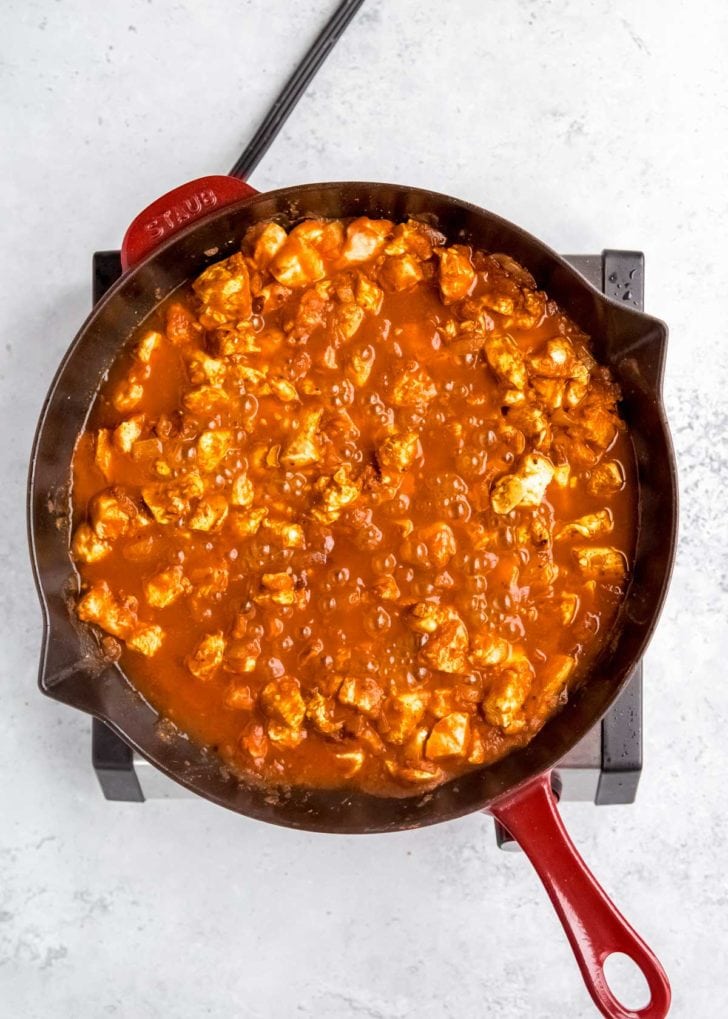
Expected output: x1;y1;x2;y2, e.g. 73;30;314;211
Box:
94;429;113;478
437;246;476;303
240;721;268;760
144;565;190;608
506;404;551;449
268;377;299;403
334;749;365;777
90;489;137;541
587;460;625;495
229;507;268;537
166;301;200;346
528;338;578;378
142;471;205;525
230;473;254;508
312;465;362;524
425;712;470;759
186;632;226;680
290;285;329;337
373;574;400;601
223;683;255;710
573;546;627;582
378;692;429;744
385;759;443;786
252;221;287;268
379;254;424;291
335;302;365;340
270;235;325;287
407;600;453;635
553;463;571;488
557;509;613;540
260;677;306;728
197;429;232;472
376;431;419;472
182;385;231;415
389;363;437;407
72;523;111;563
127;624;164;657
131;438;163;462
306;691;343;736
469;631;510;667
491;453;555;514
355;274;384;315
188;494;229;532
340;217;392;265
193;252;252;327
338;676;384;718
564;361;590;407
385;219;444;259
417;522;457;568
267;722;306;749
429;688;456;718
259;572;295;607
190;565;229;600
419;615;470;673
280;408;323;468
482;659;534;732
186;352;227;388
484;335;527;389
77;582;136;640
113;415;144;453
578;406;619;450
346;345;376;388
223;640;261;674
112;379;144;413
263;519;306;549
291;219;345;260
531;376;565;410
134;330;162;364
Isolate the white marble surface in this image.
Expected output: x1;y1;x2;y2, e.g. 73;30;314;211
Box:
2;1;726;1015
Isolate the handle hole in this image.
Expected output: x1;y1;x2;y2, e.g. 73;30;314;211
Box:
603;952;651;1010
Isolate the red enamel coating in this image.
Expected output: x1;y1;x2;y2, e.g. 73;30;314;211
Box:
490;773;671;1018
120;175;258;270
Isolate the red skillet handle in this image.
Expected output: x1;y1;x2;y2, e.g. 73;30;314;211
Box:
120;175;259;271
490;773;671;1019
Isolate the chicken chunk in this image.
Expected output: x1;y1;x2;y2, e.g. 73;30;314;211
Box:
223;641;260;675
90;489;137;541
113;415;144;454
193;252;252;327
573;546;627;582
334;749;365;777
335;302;365;340
469;631;510;668
260;677;306;728
389;364;437;408
416;522;457;568
72;523;111;564
197;429;232;472
384;759;443;786
281;408;323;468
240;721;268;760
252;221;287;269
267;722;306;749
166;301;200;346
379;254;424;292
419;615;470;673
337;676;384;718
127;624;164;657
306;691;343;736
346;345;376;388
77;582;136;639
376;431;420;472
186;352;227;388
94;429;114;478
270;235;326;287
188;494;229;532
312;465;362;524
339;217;392;265
491;453;555;514
587;460;625;496
482;659;534;732
229;506;268;537
557;509;613;540
355;274;384;315
484;335;527;390
142;472;205;525
112;380;144;413
223;683;255;710
182;385;231;415
230;473;254;508
186;632;226;680
378;692;429;744
144;565;190;609
425;712;470;759
262;519;306;549
528;338;579;378
134;330;162;364
437;246;476;303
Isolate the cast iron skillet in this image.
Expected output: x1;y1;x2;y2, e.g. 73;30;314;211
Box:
29;177;678;1019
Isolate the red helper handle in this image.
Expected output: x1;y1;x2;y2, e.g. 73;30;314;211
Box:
120;175;259;271
490;773;670;1018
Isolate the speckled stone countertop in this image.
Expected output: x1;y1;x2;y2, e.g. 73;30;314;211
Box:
2;1;726;1016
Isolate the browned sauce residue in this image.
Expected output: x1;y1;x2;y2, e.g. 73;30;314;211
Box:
71;217;636;796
